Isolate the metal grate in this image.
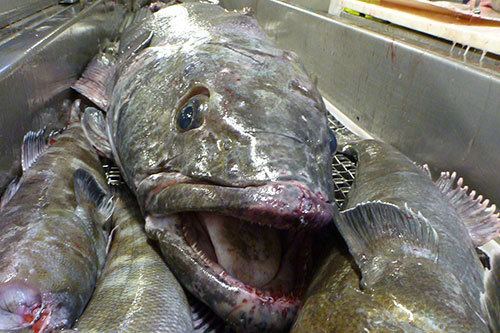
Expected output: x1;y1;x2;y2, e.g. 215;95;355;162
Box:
332;153;356;208
328;113;358;209
102;160;124;187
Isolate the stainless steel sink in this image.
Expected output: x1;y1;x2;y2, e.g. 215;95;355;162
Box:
0;0;125;192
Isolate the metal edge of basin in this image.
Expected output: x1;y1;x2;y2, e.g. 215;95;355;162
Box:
0;0;126;192
0;0;59;29
220;0;500;206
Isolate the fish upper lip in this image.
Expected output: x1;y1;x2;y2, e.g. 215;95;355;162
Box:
138;172;335;229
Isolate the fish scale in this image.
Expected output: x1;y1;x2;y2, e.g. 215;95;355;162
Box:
71;186;193;332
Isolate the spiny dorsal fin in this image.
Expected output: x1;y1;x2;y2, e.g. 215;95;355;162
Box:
435;171;500;247
0;178;20;209
480;241;500;332
74;168;114;226
339;201;439;288
22;128;47;172
73;48;117;111
81;107;112;159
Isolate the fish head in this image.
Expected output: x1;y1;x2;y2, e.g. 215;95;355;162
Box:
0;280;77;332
113;37;337;331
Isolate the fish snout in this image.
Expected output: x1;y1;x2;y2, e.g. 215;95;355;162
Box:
240;181;336;229
0;281;42;331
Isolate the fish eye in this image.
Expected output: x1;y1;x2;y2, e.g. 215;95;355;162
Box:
176;94;208;132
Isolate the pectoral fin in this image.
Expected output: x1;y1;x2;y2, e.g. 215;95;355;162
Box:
81;107;113;159
435;171;500;247
339;201;439;288
74;168;114;227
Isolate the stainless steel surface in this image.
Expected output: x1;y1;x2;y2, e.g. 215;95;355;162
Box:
0;0;59;28
221;0;500;206
0;0;125;192
281;0;330;12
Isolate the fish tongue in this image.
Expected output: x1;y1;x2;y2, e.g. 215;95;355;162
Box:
198;213;282;287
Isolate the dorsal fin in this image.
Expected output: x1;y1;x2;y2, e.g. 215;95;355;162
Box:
435;171;500;247
73;47;117;111
21;129;47;172
339;201;439;288
74;168;114;226
81;107;112;159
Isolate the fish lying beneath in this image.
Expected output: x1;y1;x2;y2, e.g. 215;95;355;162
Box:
70;186;193;332
74;2;337;331
293;139;500;332
0;100;114;332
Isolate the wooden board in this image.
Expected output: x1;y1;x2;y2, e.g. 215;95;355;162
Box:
331;0;500;55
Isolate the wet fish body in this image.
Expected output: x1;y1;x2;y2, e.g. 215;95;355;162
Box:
75;3;336;331
293;139;500;332
0;102;113;331
72;187;193;332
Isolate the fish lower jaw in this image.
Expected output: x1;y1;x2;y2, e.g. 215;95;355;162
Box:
179;211;310;302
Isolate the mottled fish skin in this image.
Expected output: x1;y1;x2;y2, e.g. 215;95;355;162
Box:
344;140;486;319
294;139;490;332
93;3;335;332
292;243;485;333
109;4;333;198
71;187;193;332
0;122;109;331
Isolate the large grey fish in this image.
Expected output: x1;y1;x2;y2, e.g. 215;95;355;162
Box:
0;101;114;332
292;139;500;332
74;2;337;331
71;187;193;332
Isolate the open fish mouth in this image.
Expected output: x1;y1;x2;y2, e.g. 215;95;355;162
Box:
141;172;335;331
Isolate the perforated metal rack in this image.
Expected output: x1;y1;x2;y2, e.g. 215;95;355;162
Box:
328;115;357;209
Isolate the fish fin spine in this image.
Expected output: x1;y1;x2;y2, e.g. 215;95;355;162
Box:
339;201;439;288
74;168;114;226
21;128;47;172
415;163;431;179
435;171;500;247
